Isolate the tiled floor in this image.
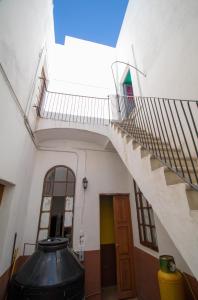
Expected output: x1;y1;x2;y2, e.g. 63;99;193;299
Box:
102;286;138;300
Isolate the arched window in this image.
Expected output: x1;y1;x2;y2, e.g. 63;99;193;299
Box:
37;166;75;247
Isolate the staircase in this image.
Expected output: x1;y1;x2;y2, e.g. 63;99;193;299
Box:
109;95;198;278
115;120;198;189
36;85;198;277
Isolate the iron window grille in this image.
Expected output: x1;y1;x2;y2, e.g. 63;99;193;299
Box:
134;180;158;251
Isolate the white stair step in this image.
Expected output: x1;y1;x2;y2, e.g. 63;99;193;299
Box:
164;167;198;185
151;153;197;164
185;186;198;210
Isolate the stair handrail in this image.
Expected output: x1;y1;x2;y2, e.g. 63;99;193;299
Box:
114;95;198;191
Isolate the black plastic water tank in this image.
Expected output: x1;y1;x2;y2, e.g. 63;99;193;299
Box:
8;238;84;300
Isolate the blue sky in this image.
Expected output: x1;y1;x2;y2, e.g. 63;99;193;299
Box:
53;0;129;47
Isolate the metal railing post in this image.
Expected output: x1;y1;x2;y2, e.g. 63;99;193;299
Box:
35;81;198;190
113;96;198;191
108;96;111;124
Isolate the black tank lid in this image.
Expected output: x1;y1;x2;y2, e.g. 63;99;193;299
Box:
38;238;68;251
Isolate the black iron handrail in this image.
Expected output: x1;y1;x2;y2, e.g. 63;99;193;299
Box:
35;82;111;126
34;78;198;190
116;95;198;191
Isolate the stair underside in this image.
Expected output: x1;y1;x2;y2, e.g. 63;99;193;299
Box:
110;119;198;279
112;120;198;210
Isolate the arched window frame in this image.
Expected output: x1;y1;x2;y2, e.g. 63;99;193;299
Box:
37;165;76;247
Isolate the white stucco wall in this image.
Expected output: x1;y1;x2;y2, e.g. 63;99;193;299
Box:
128;175;193;276
0;0;54;111
23;139;130;253
47;37;116;98
116;0;198;100
0;67;37;275
21;134;192;277
110;125;198;277
0;0;196;282
115;0;198;159
0;0;54;275
154;214;193;275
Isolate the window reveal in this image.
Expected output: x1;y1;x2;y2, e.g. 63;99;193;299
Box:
122;70;135;117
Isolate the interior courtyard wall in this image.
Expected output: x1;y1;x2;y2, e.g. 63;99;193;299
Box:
21;136;193;277
23;139;131;254
1;0;197;288
115;1;198;277
116;0;198;100
0;0;54;111
112;1;198;280
0;66;37;275
0;0;54;275
47;37;116;98
115;0;198;156
128;174;193;276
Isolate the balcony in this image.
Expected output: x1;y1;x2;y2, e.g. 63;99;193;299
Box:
35;86;112;126
34;80;198;190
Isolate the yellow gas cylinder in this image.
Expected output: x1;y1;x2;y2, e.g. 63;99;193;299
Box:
158;255;185;300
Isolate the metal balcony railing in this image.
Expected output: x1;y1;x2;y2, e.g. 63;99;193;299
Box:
35;84;111;126
116;95;198;191
34;78;198;190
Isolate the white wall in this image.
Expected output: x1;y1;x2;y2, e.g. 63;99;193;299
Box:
0;0;196;281
154;214;193;275
47;37;116;98
0;69;36;275
115;0;198;160
23;139;130;253
110;125;198;277
128;175;193;276
22;134;192;277
0;0;54;275
116;0;198;100
0;0;55;111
